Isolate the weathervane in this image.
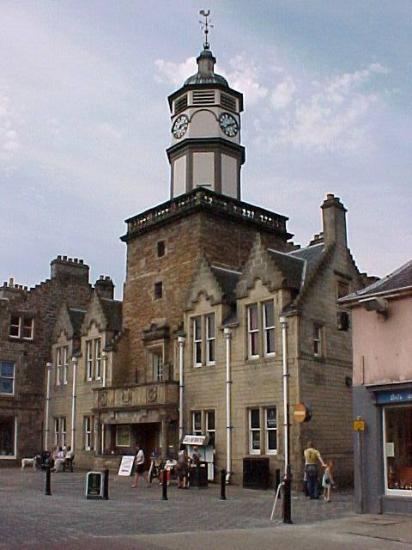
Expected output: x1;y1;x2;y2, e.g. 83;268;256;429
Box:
199;9;213;49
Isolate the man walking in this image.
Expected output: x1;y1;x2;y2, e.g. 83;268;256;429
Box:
304;441;326;499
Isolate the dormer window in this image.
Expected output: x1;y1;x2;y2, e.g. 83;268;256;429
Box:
192;313;216;367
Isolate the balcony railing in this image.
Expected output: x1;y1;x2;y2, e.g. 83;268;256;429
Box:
95;382;178;410
122;187;289;242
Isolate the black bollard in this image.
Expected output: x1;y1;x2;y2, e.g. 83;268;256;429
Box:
103;469;109;500
45;464;51;496
196;462;201;490
220;469;226;500
282;466;293;524
161;468;168;500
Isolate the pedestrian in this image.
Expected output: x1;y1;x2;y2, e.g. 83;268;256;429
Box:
322;460;335;502
176;444;189;489
131;443;145;488
303;441;326;499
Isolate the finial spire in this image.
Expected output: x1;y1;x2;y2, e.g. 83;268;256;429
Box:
199;9;213;49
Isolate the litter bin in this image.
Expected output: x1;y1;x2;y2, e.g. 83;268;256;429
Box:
190;461;208;487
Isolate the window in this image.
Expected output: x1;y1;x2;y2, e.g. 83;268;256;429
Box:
8;316;33;339
0;361;15;395
54;417;66;447
193;317;202;366
247;304;259;358
86;340;93;380
150;349;164;381
157;240;166;257
192;411;202;436
249;408;261;454
22;318;34;340
0;416;16;456
206;411;215;447
265;407;277;454
62;346;69;385
84;416;93;450
116;425;130;447
313;324;323;357
263;301;275;355
154;281;163;300
384;406;412;494
206;314;215;364
95;339;102;380
9;316;20;338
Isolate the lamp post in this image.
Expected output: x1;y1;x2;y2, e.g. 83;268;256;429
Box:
224;327;232;483
71;356;78;452
280;316;292;524
178;336;185;442
44;362;52;450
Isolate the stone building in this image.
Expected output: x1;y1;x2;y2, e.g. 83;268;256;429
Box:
0;256;92;463
2;36;368;487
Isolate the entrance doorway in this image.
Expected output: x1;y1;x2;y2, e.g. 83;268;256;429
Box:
132;423;160;469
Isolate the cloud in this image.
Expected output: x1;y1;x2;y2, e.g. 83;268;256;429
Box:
272;63;389;152
154;57;197;87
0;93;21;162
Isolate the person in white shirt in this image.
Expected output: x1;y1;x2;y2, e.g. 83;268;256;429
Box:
131;444;145;488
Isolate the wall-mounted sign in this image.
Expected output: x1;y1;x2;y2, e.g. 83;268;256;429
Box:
293;403;309;423
183;434;208;446
353;419;365;432
118;455;135;476
376;389;412;405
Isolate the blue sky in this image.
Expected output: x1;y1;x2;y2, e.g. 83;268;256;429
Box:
1;1;411;297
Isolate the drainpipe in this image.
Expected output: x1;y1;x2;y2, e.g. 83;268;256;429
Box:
224;327;232;483
178;336;185;442
280;315;292;524
102;351;107;387
71;356;78;452
44;362;52;450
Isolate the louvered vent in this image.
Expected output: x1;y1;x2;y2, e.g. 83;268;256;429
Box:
175;95;188;114
221;93;236;112
192;90;215;105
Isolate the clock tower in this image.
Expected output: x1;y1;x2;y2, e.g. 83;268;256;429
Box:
167;18;245;200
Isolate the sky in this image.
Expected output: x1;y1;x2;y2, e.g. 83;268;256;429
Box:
1;1;411;298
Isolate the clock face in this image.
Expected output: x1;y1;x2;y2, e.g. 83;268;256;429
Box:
172;115;189;139
219;112;239;137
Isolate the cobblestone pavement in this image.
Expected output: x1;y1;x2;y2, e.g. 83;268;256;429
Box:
0;467;353;548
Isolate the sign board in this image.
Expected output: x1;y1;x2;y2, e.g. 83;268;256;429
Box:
183;434;208;446
293;403;308;423
118;455;135;476
353;419;365;432
85;471;104;499
385;442;395;458
376;389;412;405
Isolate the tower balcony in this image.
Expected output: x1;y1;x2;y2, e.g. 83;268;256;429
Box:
122;187;291;243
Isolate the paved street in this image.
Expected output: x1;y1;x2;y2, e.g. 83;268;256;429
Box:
0;468;411;549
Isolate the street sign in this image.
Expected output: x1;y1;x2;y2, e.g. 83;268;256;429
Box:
353;419;365;431
118;455;135;476
293;403;308;423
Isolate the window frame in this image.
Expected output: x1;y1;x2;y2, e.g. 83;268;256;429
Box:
94;338;102;380
0;416;17;458
22;317;34;340
9;315;21;339
192;410;202;436
154;281;163;300
206;410;216;447
205;313;216;365
265;407;278;455
193;316;203;367
263;301;275;356
86;340;93;381
0;361;15;396
84;416;93;451
62;346;69;385
247;304;260;359
115;425;131;448
249;408;261;455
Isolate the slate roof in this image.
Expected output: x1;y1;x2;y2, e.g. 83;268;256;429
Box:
289;242;325;283
210;265;241;302
68;308;86;336
341;259;412;303
99;298;122;332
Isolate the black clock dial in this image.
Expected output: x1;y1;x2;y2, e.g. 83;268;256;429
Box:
172;115;189;139
219;112;239;137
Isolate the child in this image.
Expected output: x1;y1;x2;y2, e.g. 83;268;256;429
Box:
322;460;335;502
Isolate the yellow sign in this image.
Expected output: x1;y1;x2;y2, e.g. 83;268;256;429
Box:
293;403;308;423
353;419;365;431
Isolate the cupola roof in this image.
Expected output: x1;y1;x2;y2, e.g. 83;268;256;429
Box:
184;45;228;87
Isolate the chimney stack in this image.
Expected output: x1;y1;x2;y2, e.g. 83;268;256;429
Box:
321;193;347;248
95;275;114;300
